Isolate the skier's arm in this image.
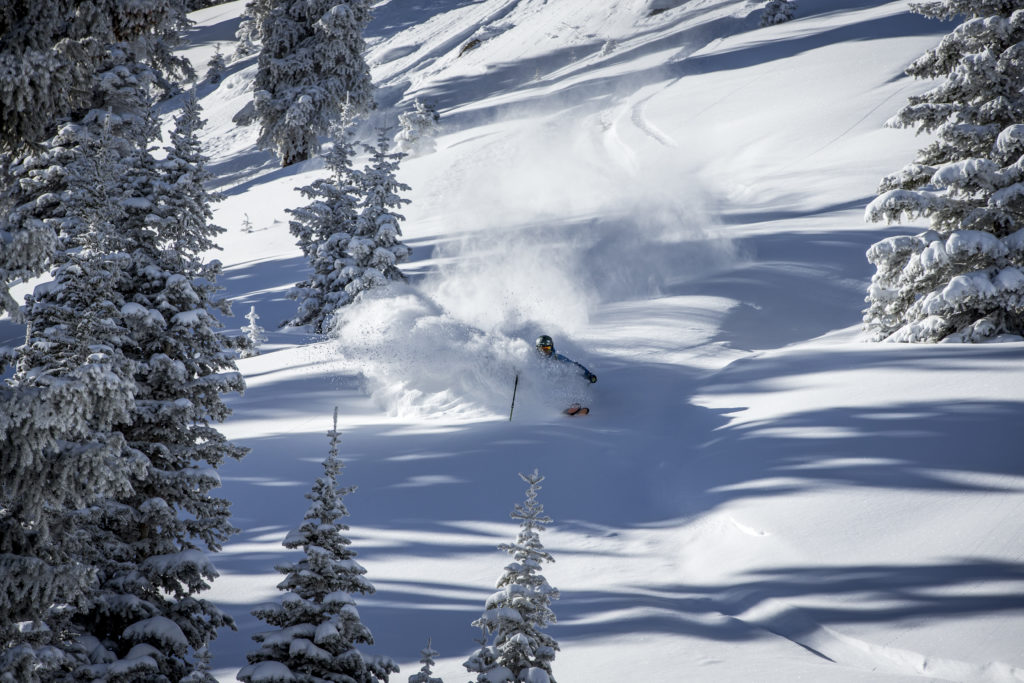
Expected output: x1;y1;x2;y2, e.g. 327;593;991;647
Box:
561;354;597;383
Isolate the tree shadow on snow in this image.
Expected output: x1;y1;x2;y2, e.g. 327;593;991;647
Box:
553;558;1024;649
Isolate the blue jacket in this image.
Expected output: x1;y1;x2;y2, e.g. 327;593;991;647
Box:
541;349;596;383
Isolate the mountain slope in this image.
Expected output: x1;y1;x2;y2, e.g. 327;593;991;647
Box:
175;1;1024;681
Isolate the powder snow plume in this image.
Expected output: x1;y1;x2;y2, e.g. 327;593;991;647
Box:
331;111;735;418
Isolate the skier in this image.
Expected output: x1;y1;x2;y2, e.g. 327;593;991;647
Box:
535;334;597;415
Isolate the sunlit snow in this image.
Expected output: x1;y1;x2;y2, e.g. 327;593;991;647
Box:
127;0;1024;680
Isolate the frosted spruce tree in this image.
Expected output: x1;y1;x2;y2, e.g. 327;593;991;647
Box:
242;305;268;357
286;123;412;332
864;1;1024;342
0;0;194;321
239;408;398;683
760;0;796;27
351;130;412;290
396;100;440;157
234;2;260;59
67;90;247;682
465;471;560;683
0;60;160;680
6;83;246;680
0;213;142;680
408;639;443;683
253;0;375;166
207;47;227;84
1;9;205;676
0;0;191;152
285;110;363;333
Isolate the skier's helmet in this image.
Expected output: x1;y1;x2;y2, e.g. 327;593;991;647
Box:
535;335;554;355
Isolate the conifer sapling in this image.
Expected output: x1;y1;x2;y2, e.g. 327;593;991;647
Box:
238;407;398;683
465;470;559;683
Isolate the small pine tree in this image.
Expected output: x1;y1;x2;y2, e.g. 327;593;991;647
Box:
408;639;443;683
760;0;796;27
864;1;1024;342
253;0;374;166
207;46;227;84
396;100;440;157
466;471;559;683
350;129;412;290
242;305;268;357
285;108;363;333
238;408;398;683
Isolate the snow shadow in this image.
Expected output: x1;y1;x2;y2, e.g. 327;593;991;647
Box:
374;0;761;119
207;389;1024;674
367;0;484;42
680;345;1024;513
675;12;943;78
398;4;939;134
183;6;244;47
207;255;312;351
670;227;880;351
207;381;728;671
552;558;1024;651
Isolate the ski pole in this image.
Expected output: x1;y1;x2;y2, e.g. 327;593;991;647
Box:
509;372;519;421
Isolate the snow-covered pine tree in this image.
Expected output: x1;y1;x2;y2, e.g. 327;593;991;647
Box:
466;471;560;683
234;4;258;59
0;0;193;152
181;646;217;683
0;47;145;323
760;0;796;27
242;305;268;356
463;630;501;683
2;11;211;678
207;46;227;84
285;109;364;333
6;82;245;680
349;129;412;291
396;100;441;157
0;107;152;680
64;89;247;682
864;1;1024;342
238;408;398;683
0;0;189;152
0;0;193;320
234;0;273;60
253;0;375;166
408;639;443;683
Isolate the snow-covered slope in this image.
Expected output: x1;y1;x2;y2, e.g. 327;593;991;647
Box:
177;1;1024;680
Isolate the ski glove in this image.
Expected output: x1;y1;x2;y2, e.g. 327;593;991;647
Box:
588;373;598;383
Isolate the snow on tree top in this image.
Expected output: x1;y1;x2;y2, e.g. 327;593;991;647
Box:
287;638;332;662
141;549;217;577
945;230;1007;259
123;616;190;652
237;660;296;682
521;667;552;683
324;590;356;606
